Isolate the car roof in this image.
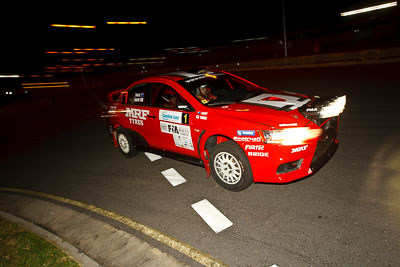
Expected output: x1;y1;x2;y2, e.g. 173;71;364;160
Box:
155;69;223;82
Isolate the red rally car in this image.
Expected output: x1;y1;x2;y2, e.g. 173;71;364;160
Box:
106;69;346;191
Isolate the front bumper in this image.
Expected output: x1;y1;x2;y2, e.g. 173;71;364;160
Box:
310;139;338;173
252;117;340;184
310;117;339;173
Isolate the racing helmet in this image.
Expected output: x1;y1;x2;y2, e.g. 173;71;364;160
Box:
198;84;211;96
161;87;177;103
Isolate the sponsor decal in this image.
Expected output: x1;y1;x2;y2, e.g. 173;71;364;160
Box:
245;145;265;151
160;121;194;150
196;112;208;120
247;151;269;157
196;115;208;120
133;93;145;103
159;109;181;123
159;110;189;124
261;96;286;101
233;136;261;142
291;145;308;153
125;108;150;126
173;134;194;151
279;123;298;127
184;75;208;83
160;121;191;136
237;130;255;136
242;93;310;111
133;97;144;103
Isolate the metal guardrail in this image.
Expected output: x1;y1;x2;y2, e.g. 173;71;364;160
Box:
214;47;400;71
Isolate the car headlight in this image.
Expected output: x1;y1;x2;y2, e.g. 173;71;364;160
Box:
258;127;321;146
320;95;346;118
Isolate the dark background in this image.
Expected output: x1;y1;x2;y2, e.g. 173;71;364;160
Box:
1;1;399;74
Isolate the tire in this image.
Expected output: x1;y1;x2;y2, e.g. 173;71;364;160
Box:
210;140;253;191
116;128;138;157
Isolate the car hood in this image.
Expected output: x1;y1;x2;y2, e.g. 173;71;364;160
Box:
240;92;310;111
212;92;311;127
213;104;305;128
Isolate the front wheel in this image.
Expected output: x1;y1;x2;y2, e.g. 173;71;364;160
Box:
210;140;253;191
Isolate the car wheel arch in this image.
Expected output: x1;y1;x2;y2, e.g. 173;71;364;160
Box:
199;134;231;178
115;126;149;148
204;134;231;154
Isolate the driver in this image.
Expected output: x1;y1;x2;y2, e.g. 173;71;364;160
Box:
161;88;178;108
195;84;217;104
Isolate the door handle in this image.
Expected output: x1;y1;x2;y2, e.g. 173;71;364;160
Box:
148;115;156;119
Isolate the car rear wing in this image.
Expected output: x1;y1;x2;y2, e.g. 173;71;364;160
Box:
107;89;128;103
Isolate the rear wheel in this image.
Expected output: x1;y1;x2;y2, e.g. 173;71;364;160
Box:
116;128;138;157
210;140;253;191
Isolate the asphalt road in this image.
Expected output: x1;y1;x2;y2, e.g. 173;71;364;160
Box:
1;63;400;266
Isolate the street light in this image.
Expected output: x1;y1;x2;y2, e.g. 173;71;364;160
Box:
281;0;288;58
0;74;19;78
51;24;96;29
341;1;397;16
107;22;147;25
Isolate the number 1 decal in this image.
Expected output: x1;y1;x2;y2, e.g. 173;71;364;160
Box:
182;113;189;125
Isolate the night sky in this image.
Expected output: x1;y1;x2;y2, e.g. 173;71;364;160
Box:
0;1;398;74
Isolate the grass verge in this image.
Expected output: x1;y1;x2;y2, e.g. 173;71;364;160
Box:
0;217;80;267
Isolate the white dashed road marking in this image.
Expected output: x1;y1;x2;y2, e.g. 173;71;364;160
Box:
149;154;235;235
191;199;233;233
144;152;162;162
161;168;187;187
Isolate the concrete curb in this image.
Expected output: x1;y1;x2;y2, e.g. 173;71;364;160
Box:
0;193;189;267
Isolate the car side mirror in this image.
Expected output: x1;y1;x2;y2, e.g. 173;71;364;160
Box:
178;104;194;112
177;99;195;111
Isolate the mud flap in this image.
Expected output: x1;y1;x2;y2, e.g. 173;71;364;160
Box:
204;150;211;177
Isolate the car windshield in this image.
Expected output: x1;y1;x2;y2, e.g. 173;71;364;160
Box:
177;73;265;106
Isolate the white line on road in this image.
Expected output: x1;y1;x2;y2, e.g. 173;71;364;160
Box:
161;168;187;187
144;152;162;162
191;199;233;233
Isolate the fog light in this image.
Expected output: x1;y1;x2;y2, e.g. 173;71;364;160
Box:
277;159;303;174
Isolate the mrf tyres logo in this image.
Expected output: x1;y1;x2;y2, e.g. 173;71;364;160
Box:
125;108;150;125
291;145;308;153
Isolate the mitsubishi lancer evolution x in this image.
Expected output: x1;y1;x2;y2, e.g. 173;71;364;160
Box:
106;69;346;191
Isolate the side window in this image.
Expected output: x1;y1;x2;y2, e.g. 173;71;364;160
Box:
126;83;147;106
151;83;182;109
